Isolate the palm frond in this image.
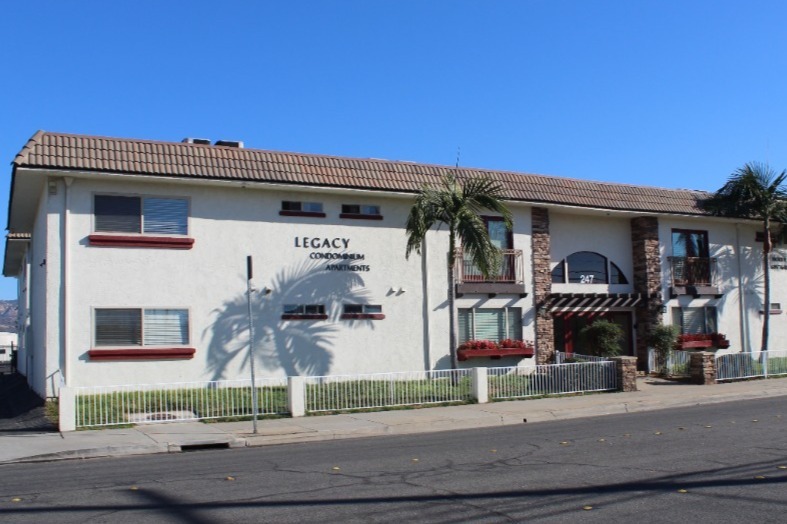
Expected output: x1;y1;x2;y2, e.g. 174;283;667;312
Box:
404;171;512;279
454;209;500;277
703;162;787;221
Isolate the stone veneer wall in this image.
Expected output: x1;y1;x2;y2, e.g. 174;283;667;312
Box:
631;216;663;369
612;356;638;391
690;351;716;384
532;207;554;364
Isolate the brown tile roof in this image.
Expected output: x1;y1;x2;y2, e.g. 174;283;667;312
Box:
13;131;711;215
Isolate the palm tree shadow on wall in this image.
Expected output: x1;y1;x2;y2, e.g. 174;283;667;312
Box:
712;239;767;350
205;260;373;380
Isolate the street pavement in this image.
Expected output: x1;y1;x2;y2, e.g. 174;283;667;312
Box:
2;376;787;465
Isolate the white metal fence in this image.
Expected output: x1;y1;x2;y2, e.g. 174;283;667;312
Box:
68;361;625;430
716;350;787;381
489;362;618;400
647;348;692;377
74;377;289;428
303;369;472;413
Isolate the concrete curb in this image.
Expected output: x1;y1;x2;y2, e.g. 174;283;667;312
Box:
1;443;171;464
3;378;787;465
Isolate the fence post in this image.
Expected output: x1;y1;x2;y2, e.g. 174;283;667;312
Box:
58;386;76;432
689;351;716;384
611;356;637;392
288;376;306;417
471;367;489;404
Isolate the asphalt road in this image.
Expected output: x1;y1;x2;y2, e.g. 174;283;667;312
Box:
1;397;786;523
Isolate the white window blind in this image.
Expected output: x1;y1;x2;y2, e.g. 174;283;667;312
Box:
94;195;188;235
458;310;472;342
474;309;506;340
95;308;189;347
95;196;141;233
672;307;718;334
507;309;521;339
95;309;142;346
682;308;705;334
458;308;523;343
143;309;189;345
143;198;188;235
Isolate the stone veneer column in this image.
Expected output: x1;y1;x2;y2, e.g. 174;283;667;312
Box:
631;216;664;369
532;207;554;364
611;356;638;392
690;351;716;385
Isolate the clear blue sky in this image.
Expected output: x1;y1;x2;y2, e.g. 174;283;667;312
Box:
1;1;786;299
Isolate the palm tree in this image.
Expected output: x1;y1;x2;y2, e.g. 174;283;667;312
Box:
703;162;787;352
405;172;512;368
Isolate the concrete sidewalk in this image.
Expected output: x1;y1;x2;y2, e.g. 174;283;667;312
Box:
3;376;787;465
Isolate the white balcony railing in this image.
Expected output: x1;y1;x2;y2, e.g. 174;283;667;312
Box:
454;248;524;284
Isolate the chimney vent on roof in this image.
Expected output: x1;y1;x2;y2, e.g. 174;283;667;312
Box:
214;140;244;148
182;138;212;145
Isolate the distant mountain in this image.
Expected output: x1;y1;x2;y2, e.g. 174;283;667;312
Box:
0;300;18;332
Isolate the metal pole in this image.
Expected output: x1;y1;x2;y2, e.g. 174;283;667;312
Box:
246;255;259;434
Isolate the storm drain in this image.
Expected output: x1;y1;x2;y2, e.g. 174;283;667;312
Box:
180;442;232;452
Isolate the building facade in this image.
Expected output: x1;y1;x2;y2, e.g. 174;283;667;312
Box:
3;131;783;398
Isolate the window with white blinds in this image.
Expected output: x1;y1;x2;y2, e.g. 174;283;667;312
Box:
95;308;189;347
671;307;718;334
143;198;188;235
458;308;522;343
95;196;141;233
143;309;189;345
95;309;142;346
94;195;188;235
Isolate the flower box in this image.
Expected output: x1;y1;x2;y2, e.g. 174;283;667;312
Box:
679;340;714;349
675;333;730;350
457;348;535;361
457;339;535;361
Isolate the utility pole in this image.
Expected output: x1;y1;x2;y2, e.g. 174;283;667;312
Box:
246;255;259;434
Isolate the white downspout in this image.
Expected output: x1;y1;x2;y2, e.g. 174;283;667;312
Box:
420;233;432;370
63;177;73;386
735;223;748;352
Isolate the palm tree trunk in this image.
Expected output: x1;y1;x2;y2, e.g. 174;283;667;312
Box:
448;261;458;370
448;227;459;370
762;219;771;352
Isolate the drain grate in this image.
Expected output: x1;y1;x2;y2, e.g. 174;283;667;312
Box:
180;442;232;452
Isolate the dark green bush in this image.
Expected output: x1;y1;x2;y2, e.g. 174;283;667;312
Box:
579;319;624;357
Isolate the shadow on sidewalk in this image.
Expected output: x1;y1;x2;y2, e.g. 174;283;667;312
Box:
0;372;57;434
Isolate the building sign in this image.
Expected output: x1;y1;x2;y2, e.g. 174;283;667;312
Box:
770;252;787;270
294;236;370;272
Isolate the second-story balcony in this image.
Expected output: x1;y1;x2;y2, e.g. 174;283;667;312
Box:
667;256;722;298
454;248;527;297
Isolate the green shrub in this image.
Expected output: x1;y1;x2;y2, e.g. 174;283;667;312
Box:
579;319;624;357
648;325;679;374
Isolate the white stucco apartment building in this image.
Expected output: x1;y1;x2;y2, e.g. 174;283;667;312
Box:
4;131;784;398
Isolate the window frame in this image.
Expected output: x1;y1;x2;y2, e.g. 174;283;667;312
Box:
88;307;194;361
340;204;383;220
551;251;628;285
482;216;513;249
458;307;523;344
671;229;710;258
281;304;328;320
341;304;385;320
279;201;326;218
671;306;718;335
89;193;194;249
